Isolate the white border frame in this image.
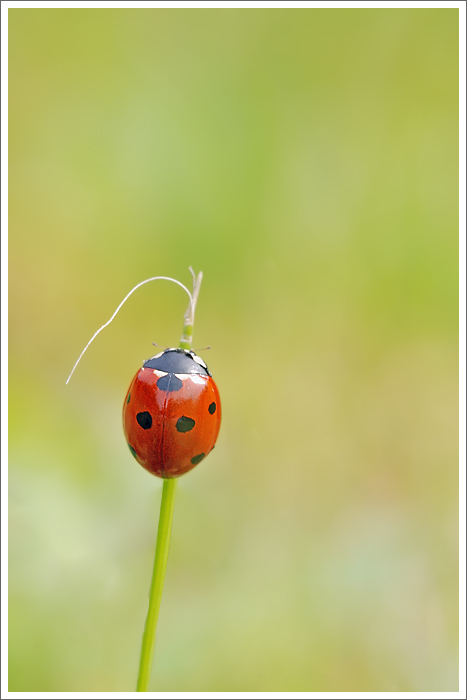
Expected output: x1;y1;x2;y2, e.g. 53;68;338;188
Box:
2;2;465;698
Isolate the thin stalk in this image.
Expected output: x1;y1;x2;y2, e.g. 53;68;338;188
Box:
179;268;203;350
136;477;177;692
136;269;203;691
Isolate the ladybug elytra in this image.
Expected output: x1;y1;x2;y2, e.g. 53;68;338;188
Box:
123;347;221;478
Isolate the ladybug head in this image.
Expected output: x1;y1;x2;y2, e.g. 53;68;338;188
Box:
143;348;211;376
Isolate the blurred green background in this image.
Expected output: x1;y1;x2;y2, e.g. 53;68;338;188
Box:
8;7;459;692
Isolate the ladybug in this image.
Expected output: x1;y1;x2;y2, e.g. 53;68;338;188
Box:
123;348;221;478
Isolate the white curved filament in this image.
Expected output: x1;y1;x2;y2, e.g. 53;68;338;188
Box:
66;276;192;385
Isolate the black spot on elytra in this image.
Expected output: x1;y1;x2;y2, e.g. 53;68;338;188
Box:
136;411;152;430
191;453;205;465
156;374;183;392
208;402;216;414
128;444;137;458
176;416;195;433
126;392;131;404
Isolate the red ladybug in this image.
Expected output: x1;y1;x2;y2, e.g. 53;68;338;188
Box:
123;348;221;478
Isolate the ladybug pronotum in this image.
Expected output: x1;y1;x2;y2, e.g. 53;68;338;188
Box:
123;348;221;478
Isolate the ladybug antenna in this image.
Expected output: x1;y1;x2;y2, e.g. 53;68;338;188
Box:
152;342;167;349
66;274;194;385
192;346;211;351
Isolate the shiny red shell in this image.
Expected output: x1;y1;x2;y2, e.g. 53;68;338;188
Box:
122;351;221;478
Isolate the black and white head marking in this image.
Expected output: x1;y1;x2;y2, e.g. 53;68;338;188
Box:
142;348;212;380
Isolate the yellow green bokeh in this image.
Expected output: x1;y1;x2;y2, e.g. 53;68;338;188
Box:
9;8;458;691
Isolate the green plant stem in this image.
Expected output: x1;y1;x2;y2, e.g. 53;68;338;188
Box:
179;324;192;351
136;477;177;692
136;273;202;691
